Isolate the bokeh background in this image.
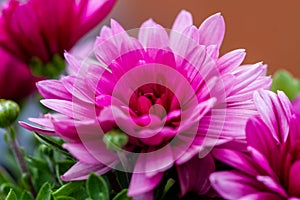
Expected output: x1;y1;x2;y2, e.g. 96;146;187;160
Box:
104;0;300;78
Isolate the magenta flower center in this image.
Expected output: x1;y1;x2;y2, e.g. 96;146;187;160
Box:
125;83;181;147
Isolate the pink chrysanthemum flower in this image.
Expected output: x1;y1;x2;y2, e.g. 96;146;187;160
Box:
0;48;40;100
211;90;300;199
21;11;271;198
0;0;116;100
0;0;116;64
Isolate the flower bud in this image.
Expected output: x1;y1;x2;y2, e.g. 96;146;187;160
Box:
103;129;128;151
0;99;20;128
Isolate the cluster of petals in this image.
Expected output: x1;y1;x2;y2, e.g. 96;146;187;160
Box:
211;90;300;199
0;0;116;100
21;10;271;198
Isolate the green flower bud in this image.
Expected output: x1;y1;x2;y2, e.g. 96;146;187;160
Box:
103;129;128;151
0;99;20;128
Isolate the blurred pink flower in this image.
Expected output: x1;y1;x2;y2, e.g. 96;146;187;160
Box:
0;0;116;63
21;10;271;198
0;0;116;100
0;48;40;100
211;90;300;199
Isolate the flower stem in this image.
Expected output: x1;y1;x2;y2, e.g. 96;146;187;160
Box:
6;126;36;197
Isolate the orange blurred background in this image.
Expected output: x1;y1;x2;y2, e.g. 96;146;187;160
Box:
104;0;300;78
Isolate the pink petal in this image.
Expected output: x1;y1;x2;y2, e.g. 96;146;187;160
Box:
61;161;111;181
198;13;225;48
288;161;300;196
217;49;246;73
61;75;94;103
73;0;117;44
253;90;292;143
246;117;280;169
210;171;261;199
213;148;259;176
247;146;278;179
40;99;96;120
127;172;163;197
19;121;56;136
256;175;287;197
134;145;173;175
171;10;193;35
36;80;71;100
65;52;81;75
239;192;283;200
63;143;102;164
177;154;215;196
138;19;169;49
292;94;300;117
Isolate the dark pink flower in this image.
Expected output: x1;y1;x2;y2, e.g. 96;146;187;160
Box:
0;48;40;100
0;0;116;63
21;11;271;198
0;0;116;100
211;90;300;199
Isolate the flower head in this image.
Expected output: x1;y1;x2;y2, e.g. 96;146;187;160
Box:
211;90;300;199
0;0;116;100
0;0;116;65
0;48;39;100
21;10;271;198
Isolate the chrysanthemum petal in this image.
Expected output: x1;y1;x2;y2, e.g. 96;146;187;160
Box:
198;13;225;48
61;161;111;181
288;161;300;196
18;121;56;136
210;171;262;199
217;49;246;73
127;172;163;197
171;10;193;35
239;193;283;200
139;19;169;49
177;154;215;196
213;148;260;176
37;79;71;100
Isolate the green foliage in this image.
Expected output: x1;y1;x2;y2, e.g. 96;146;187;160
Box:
36;183;52;200
5;189;16;200
271;70;300;100
52;182;85;198
112;189;132;200
20;191;33;200
103;130;129;151
86;173;109;200
30;54;66;78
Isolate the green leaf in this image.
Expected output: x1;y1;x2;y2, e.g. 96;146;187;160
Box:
0;167;15;184
54;196;76;200
113;189;132;200
20;191;34;200
271;70;300;100
36;182;52;200
5;189;17;200
86;173;109;200
115;170;129;189
0;183;17;196
55;160;75;185
26;156;51;173
52;182;84;197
